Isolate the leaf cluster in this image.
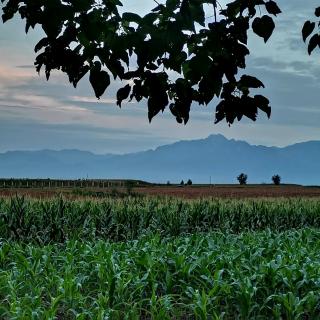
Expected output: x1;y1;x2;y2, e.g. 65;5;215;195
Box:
303;7;320;55
1;0;280;124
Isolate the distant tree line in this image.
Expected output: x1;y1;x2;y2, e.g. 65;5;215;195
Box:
168;174;282;186
0;175;283;188
0;178;143;189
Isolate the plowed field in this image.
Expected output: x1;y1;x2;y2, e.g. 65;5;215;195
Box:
0;184;319;199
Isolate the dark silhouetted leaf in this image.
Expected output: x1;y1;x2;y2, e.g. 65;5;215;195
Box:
72;65;90;88
240;75;265;88
89;66;111;99
302;21;315;42
265;1;281;16
148;94;169;122
122;12;142;24
214;100;226;124
308;33;319;55
252;15;275;43
254;94;271;118
34;38;49;53
117;84;131;107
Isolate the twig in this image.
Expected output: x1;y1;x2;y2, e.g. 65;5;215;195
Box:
213;0;217;22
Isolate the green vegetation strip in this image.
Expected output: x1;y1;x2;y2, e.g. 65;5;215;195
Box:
1;197;320;243
0;229;320;319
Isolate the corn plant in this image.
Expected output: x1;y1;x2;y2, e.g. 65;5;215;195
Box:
0;196;320;243
1;229;320;318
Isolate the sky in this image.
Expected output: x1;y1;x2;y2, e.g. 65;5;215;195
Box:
0;0;320;154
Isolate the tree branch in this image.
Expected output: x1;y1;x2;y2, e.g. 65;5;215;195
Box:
213;0;217;22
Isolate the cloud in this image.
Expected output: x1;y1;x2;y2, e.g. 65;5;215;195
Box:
0;118;169;154
16;65;36;69
0;0;320;153
70;96;117;104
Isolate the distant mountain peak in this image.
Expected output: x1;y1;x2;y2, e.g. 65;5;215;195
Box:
0;135;319;184
204;134;249;146
206;134;228;141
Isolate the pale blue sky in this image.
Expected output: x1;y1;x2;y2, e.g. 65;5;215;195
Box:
0;1;319;153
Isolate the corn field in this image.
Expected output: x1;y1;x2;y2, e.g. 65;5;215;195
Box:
1;196;320;243
1;196;320;318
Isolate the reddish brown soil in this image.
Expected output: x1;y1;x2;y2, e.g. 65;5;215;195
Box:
0;185;319;199
133;185;320;199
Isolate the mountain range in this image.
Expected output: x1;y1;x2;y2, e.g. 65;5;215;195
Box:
0;134;319;185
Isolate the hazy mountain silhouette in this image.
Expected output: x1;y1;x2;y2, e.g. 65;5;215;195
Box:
0;134;319;184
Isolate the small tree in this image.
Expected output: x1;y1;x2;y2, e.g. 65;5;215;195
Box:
272;174;281;185
187;179;192;186
180;180;185;186
237;173;248;185
167;181;171;186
